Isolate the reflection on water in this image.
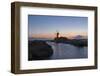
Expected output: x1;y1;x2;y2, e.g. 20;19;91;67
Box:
47;42;88;59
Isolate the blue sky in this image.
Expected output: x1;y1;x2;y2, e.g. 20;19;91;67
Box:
28;15;88;39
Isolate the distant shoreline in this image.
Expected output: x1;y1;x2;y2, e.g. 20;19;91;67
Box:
28;38;88;47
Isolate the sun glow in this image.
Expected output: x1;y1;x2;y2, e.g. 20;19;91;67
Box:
29;32;87;39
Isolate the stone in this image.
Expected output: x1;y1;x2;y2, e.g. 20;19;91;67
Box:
28;40;53;60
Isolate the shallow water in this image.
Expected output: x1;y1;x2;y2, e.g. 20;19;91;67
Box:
46;42;88;59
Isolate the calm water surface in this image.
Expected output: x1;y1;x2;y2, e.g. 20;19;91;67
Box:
46;42;88;59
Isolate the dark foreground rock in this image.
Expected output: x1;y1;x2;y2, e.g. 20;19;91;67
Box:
28;40;53;60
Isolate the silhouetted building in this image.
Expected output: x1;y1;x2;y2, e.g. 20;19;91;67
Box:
56;31;59;38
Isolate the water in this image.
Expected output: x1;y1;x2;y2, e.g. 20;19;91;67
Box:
46;42;88;59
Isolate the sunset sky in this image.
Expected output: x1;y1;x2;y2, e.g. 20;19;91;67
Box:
28;15;88;39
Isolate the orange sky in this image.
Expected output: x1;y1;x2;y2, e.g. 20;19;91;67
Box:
29;32;87;39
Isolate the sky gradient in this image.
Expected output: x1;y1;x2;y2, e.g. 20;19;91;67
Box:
28;15;88;39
